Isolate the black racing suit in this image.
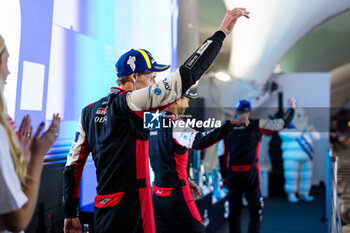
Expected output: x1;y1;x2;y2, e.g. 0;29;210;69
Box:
218;110;294;233
149;111;234;233
62;30;227;233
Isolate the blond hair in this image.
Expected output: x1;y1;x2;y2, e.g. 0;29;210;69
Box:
117;70;153;86
0;36;4;54
0;35;28;187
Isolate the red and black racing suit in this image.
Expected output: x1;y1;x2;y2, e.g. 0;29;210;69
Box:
218;110;294;233
149;111;235;233
62;30;227;233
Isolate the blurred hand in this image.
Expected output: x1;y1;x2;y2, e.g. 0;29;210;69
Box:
231;114;250;127
223;178;227;188
288;97;296;109
189;180;202;198
219;8;250;35
64;218;82;233
18;115;33;163
30;113;60;161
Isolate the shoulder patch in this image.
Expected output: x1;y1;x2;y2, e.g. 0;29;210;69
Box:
154;88;162;96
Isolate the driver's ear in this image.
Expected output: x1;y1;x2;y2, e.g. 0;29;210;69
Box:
130;74;137;84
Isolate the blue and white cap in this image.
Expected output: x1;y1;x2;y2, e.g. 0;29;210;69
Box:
236;100;251;111
115;49;170;77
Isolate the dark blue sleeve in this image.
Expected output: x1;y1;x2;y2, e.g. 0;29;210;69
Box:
191;121;232;150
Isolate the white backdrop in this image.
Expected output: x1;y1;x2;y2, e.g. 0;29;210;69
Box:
259;73;330;185
197;72;330;185
223;0;350;88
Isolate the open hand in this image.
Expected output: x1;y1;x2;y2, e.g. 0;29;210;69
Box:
30;114;60;161
219;8;250;35
288;97;296;109
18;115;33;163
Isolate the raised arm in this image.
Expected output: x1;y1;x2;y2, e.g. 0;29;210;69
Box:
126;8;250;111
173;115;247;150
259;97;295;134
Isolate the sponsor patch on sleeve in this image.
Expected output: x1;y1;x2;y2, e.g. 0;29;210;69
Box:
185;40;212;69
74;132;80;142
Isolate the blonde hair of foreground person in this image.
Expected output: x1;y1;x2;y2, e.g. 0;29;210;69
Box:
0;35;28;187
0;34;61;232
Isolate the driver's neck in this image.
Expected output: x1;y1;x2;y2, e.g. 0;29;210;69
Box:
120;82;135;92
167;106;180;117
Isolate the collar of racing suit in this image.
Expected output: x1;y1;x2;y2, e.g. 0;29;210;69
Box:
108;86;127;95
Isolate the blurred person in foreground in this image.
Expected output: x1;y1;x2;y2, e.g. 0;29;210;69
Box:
0;35;60;233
